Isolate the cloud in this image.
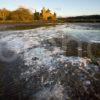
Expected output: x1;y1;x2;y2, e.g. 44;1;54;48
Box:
19;4;29;9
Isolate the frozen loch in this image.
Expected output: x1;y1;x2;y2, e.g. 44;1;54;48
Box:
0;23;100;100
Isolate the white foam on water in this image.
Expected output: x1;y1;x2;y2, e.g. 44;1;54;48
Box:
0;24;99;75
0;23;100;99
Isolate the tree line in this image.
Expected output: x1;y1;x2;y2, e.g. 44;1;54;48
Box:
58;15;100;23
0;7;56;22
0;8;33;22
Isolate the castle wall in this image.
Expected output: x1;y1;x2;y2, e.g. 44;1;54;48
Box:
41;8;56;20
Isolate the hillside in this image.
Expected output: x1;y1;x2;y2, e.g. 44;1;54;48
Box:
58;15;100;23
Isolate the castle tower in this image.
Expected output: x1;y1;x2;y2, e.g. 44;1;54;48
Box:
41;7;46;14
41;7;57;21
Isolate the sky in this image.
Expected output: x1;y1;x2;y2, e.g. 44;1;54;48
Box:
0;0;100;17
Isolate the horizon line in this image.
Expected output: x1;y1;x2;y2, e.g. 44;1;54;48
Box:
0;6;100;17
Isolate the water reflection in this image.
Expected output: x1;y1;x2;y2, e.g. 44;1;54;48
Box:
41;36;100;58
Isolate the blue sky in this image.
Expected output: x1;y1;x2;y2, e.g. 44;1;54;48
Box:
0;0;100;17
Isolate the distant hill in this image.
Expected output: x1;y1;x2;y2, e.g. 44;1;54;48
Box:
58;15;100;23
